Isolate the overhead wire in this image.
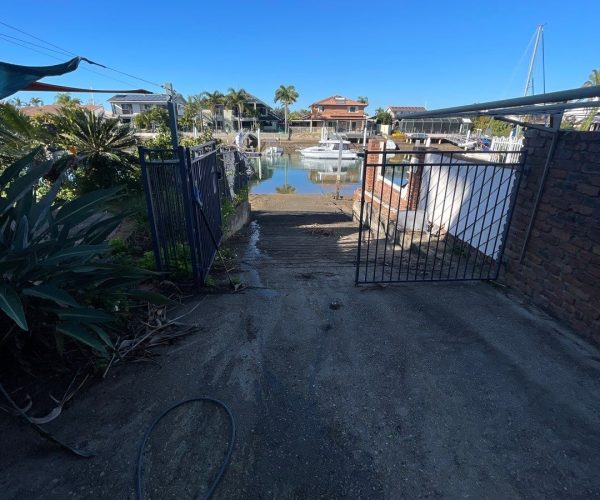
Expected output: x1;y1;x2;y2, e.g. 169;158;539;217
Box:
0;19;164;90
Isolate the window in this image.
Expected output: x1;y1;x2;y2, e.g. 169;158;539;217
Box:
121;103;133;114
348;106;356;112
317;106;324;112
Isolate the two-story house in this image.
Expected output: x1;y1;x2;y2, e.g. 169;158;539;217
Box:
202;92;282;132
295;96;368;133
107;94;186;124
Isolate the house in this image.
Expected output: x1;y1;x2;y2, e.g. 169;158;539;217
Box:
107;94;186;123
386;106;427;120
20;103;104;118
291;96;368;133
203;92;282;132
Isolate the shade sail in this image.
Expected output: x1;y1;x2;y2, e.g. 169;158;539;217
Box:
24;81;150;94
0;57;150;99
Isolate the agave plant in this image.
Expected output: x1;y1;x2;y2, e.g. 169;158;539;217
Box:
0;149;158;358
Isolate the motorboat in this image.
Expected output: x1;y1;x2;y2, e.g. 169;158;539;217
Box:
263;145;283;156
298;139;358;160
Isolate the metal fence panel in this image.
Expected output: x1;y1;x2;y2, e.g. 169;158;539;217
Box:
355;149;525;284
139;142;223;286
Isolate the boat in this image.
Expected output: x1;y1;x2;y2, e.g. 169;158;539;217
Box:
298;139;358;160
263;145;283;156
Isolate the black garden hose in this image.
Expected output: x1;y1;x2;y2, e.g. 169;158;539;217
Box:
135;397;236;500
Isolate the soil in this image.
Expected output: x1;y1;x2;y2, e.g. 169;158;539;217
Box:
1;194;599;499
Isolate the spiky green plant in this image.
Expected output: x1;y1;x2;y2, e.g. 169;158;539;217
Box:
0;149;162;360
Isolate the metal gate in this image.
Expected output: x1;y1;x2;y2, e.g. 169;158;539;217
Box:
355;148;525;284
139;142;222;286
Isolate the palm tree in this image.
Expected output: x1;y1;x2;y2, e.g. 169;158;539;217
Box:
274;85;299;135
226;88;248;132
29;97;44;107
583;69;600;87
201;91;224;131
580;69;600;131
55;93;81;107
357;96;368;104
0;103;51;164
59;109;137;192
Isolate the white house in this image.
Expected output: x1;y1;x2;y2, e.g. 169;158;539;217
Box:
107;94;186;123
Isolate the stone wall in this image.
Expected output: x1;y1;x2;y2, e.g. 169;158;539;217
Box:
500;129;600;342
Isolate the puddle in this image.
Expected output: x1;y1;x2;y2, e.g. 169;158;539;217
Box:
241;220;278;299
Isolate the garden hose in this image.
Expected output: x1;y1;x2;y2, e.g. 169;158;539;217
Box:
135;397;236;500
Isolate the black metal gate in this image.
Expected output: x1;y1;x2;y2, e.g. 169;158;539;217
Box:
355;147;525;284
139;142;222;286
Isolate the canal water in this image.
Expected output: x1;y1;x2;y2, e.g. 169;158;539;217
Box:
249;154;362;196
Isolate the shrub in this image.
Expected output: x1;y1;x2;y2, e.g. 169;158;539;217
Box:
0;149;159;361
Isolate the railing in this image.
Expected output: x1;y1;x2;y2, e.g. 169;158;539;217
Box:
355;149;525;284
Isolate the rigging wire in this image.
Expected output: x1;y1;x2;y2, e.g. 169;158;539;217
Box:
541;28;546;94
501;30;537;98
0;34;148;89
0;19;163;90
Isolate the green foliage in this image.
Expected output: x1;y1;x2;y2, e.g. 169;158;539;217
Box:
470;116;513;137
374;108;392;125
0;104;53;166
0;151;160;360
54;93;81;107
59;109;140;193
134;107;169;131
274;85;299;133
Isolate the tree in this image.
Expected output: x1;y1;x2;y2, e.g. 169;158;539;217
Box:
470;116;512;137
583;69;600;88
274;85;299;135
29;97;43;106
226;88;249;131
374;108;392;125
134;106;169;131
0;103;52;165
200;91;225;131
357;96;368;104
580;69;600;131
55;93;81;107
59;109;138;192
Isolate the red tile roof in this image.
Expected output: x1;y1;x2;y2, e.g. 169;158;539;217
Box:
20;104;103;117
311;95;367;107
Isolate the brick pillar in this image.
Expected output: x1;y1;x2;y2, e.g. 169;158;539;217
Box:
405;154;424;210
365;138;383;193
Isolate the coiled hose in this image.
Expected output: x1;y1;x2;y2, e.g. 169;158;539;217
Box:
135;397;236;500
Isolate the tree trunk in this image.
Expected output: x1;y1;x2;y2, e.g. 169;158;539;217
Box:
285;104;288;135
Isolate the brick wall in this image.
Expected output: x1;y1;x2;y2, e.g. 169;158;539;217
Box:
362;138;424;218
500;129;600;342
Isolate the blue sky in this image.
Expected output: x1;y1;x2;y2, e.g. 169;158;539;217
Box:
2;0;599;113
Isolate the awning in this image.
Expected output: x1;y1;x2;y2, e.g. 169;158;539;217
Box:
0;57;150;99
24;81;150;94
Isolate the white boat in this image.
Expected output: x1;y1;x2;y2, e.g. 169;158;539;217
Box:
263;146;283;156
299;139;357;160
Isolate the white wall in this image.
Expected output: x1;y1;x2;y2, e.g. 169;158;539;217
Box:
418;153;517;259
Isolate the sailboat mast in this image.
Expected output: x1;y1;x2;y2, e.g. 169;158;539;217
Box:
524;24;544;96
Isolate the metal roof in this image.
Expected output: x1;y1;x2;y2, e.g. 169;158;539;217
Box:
397;85;600;119
107;93;171;103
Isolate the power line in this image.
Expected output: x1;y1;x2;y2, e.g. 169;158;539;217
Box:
0;32;74;57
0;19;163;90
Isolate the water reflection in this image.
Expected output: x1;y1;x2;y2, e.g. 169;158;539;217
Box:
250;153;362;196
